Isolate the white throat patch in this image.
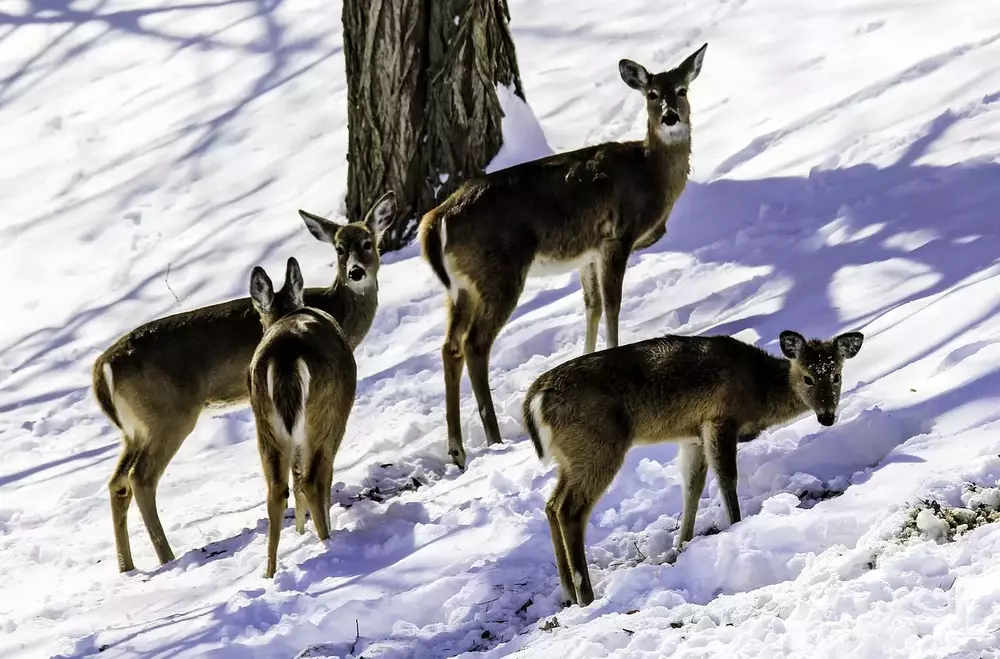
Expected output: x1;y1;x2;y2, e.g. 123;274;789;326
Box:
346;276;376;294
656;122;690;145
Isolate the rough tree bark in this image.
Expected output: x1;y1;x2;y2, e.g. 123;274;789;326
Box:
342;0;523;251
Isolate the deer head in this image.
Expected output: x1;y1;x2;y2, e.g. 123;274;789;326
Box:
298;191;397;292
619;43;707;145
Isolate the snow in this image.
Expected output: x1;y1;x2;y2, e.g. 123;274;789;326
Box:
916;509;951;540
2;0;1000;657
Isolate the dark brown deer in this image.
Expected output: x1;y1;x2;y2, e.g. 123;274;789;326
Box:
419;45;708;468
91;192;394;572
522;330;864;607
247;257;356;579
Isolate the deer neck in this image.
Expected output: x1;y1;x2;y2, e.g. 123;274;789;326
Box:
627;123;691;247
645;121;692;184
764;359;811;426
307;275;379;350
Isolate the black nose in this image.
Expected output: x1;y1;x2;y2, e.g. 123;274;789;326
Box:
817;413;836;427
348;266;366;282
662;112;679;126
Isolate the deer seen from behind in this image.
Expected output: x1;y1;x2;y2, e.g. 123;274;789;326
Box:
247;257;356;579
419;44;708;469
522;329;865;607
92;192;395;573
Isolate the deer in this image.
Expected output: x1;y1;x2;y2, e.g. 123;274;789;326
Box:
247;257;356;579
522;329;865;607
418;44;708;469
91;191;394;573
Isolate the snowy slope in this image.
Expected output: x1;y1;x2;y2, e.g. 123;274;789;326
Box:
3;0;1000;657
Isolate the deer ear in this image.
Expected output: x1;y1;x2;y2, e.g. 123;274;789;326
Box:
299;209;343;244
249;266;274;314
834;331;864;359
283;257;305;308
364;190;396;246
779;330;806;360
679;43;707;83
619;59;649;91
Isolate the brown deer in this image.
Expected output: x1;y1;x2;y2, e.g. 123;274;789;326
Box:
522;329;865;607
247;257;356;579
91;192;394;572
419;44;708;468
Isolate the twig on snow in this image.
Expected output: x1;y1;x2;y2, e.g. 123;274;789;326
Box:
633;541;647;562
164;262;180;304
349;619;360;656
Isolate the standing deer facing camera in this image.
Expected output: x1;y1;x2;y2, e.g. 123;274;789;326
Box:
523;330;865;607
247;257;356;579
92;192;394;572
419;44;708;468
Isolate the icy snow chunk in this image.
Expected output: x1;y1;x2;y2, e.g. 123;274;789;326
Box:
635;457;669;487
760;492;800;515
915;509;950;539
961;485;1000;510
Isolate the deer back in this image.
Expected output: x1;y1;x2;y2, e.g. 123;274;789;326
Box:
530;335;801;443
249;308;357;451
433;139;690;276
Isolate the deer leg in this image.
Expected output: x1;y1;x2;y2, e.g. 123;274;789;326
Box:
291;457;308;534
580;263;602;354
128;414;196;566
310;448;335;538
464;282;522;449
464;317;504;448
558;433;626;607
318;447;335;532
129;453;176;566
259;439;289;579
676;440;708;546
599;240;629;349
442;293;473;468
544;475;576;606
558;486;599;607
704;420;742;528
302;451;331;541
109;441;140;573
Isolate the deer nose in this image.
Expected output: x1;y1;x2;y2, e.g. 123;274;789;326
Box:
817;412;836;427
348;266;366;282
662;111;679;126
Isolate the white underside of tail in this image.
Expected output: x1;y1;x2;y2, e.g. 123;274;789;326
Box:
438;216;482;305
291;360;310;448
529;393;555;464
103;362;145;440
267;359;311;448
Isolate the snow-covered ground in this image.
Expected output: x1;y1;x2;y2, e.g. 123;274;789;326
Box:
3;0;1000;656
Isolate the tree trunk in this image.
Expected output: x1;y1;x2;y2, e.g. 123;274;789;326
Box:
342;0;428;250
342;0;523;251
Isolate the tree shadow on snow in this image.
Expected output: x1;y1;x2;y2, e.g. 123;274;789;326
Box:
648;107;1000;354
0;0;341;272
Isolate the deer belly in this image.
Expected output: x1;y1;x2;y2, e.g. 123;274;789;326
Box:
527;250;598;278
633;435;699;446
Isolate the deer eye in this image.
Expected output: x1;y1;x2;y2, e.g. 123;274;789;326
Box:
677;88;688;97
335;245;345;257
363;240;373;251
646;90;659;101
803;375;815;387
833;373;841;384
